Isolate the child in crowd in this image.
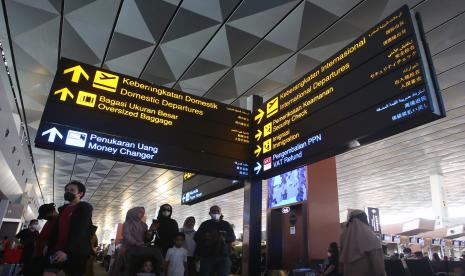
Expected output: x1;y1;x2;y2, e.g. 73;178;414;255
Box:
165;232;188;276
137;260;155;276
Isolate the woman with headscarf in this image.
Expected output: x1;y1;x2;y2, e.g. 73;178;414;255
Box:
110;207;148;276
122;207;148;248
181;216;197;276
339;209;386;276
149;204;178;256
323;242;340;276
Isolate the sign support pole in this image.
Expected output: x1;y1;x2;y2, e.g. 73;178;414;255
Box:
242;95;263;276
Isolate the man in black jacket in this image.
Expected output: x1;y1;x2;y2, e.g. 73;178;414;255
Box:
16;219;39;275
43;181;93;276
194;205;236;276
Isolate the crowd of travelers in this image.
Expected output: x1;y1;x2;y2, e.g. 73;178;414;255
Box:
4;182;465;276
4;180;236;276
322;209;465;276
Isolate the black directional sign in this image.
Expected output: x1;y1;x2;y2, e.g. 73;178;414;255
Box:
251;5;445;179
35;58;250;179
180;172;244;205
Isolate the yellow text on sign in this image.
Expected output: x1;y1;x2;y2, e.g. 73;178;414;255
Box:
266;97;279;118
263;139;272;154
76;91;97;108
93;71;119;92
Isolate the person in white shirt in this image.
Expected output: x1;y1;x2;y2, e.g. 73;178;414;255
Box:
165;233;188;276
105;239;116;272
181;216;197;276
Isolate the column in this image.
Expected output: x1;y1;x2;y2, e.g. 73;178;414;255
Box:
430;174;448;228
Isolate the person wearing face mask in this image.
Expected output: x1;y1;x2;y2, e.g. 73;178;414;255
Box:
16;219;40;275
181;216;197;276
43;181;93;276
149;204;179;257
194;205;236;276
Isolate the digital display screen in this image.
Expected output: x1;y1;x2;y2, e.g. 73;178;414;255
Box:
181;173;243;205
251;5;445;179
453;240;462;247
393;235;401;243
267;166;307;208
35;58;250;179
418;238;425;245
432;239;441;246
383;234;392;242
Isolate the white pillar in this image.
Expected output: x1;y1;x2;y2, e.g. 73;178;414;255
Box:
0;199;9;229
430;175;448;228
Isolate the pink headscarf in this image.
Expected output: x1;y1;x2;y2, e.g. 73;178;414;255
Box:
122;207;148;247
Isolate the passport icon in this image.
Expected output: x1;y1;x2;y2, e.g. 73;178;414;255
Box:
93;70;119;92
266;97;279;118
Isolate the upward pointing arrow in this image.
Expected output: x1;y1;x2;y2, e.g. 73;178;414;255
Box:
63;65;89;83
41;127;63;143
254;108;264;124
54;87;74;102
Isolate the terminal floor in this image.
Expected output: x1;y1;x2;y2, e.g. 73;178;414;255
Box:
93;262;108;276
0;262;108;275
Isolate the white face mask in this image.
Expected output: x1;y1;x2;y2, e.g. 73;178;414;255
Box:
211;214;221;221
31;224;40;231
162;211;171;217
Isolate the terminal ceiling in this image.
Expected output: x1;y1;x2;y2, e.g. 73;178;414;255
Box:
1;0;465;238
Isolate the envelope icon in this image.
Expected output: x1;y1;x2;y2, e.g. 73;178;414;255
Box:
93;70;119;92
266;97;279;118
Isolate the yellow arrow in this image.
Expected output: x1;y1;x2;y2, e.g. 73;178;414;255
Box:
54;87;74;102
254;108;264;124
63;65;89;83
255;129;262;141
254;145;262;157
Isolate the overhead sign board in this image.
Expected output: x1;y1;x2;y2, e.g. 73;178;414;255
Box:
35;58;250;179
251;5;445;179
181;172;243;205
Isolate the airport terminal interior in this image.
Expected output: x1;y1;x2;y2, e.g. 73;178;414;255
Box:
0;0;465;275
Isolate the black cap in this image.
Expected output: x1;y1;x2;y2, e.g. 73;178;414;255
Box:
37;203;56;220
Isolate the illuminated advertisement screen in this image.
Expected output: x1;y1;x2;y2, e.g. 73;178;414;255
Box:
268;166;307;208
251;5;445;179
35;58;250;179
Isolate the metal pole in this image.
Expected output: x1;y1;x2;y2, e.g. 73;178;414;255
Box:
242;95;263;276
